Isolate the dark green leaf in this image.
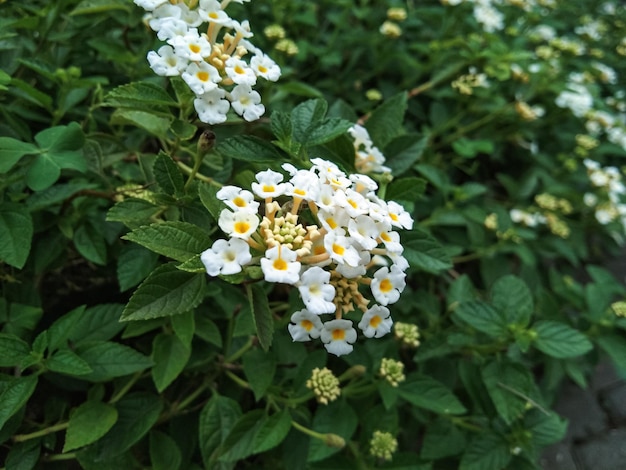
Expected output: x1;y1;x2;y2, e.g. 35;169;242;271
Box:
0;137;38;172
151;333;190;392
106;197;165;229
171;311;195;348
199;395;242;467
305;118;353;146
386;177;427;203
70;0;132;14
308;399;357;462
242;348;276;401
0;203;33;269
47;349;93;376
420;418;466;459
532;321;592;358
597;334;626;374
76;341;153;381
0;375;38;430
253;409;292;453
117;244;160;292
246;284;274;351
403;230;452;273
453;301;508;338
121;263;206;321
195;315;222;347
490;275;533;326
153;152;185;197
365;92;407;149
482;361;533;424
150;431;182;470
459;432;512;470
47;304;125;350
292;99;328;143
105;81;176;109
6;439;40;470
217;135;284;163
110;109;173;137
398;375;467;415
123;221;212;262
198;183;222;221
63;402;118;452
74;222;107;265
0;333;30;367
219;410;266;462
385;134;428;175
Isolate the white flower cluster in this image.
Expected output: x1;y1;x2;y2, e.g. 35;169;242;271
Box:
134;0;280;124
200;158;414;356
348;125;391;175
555;75;594;118
583;159;626;227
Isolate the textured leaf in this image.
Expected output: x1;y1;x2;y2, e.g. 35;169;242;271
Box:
74;222;107;265
123;221;212;262
217;135;284;163
453;301;508;338
253;409;292;454
305;118;352;146
482;361;533;424
365;92;407;149
0;203;33;269
0;375;38;430
150;431;182;470
106;198;164;229
219;410;266;462
459;432;512;470
0;137;38;172
47;349;93;376
491;275;533;326
199;395;242;467
532;321;592;358
70;0;131;14
153;152;185;197
121;263;206;321
0;333;30;367
398;375;467;415
242;348;276;401
110;109;173;137
198;183;222;221
105;81;176;109
63;402;118;452
47;304;125;350
291;99;328;143
151;333;190;392
117;244;160;292
386;177;427;203
403;230;452;273
76;341;153;381
246;284;274;351
385;133;428;175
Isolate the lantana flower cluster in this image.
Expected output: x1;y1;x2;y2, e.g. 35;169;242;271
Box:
348;125;391;175
583;159;626;228
134;0;280;124
200;158;413;356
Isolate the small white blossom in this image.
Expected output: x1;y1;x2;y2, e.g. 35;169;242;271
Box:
288;309;323;341
321;319;358;356
260;245;301;284
358;305;393;338
201;238;251;276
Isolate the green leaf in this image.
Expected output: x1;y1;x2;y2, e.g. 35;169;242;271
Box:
117;244;160;292
106;198;164;229
305;118;353;146
386;177;427;204
70;0;132;14
47;349;93;376
384;134;428;176
597;334;626;374
199;395;242;467
5;439;40;470
171;311;195;348
2;303;43;338
219;410;266;462
482;361;533;424
85;393;162;460
0;375;38;430
365;92;407;149
420;418;466;459
123;221;212;262
253;409;292;454
35;122;84;153
150;431;182;470
532;321;592;358
452;138;494;159
0;137;38;172
308;399;357;462
151;333;190;392
0;333;30;367
490;275;533;326
526;409;567;447
270;110;292;145
74;222;107;265
403;230;452;274
76;341;153;382
195;315;222;347
292;99;328;144
246;284;274;351
0;203;33;269
198;183;222;221
121;263;206;321
242;348;276;401
63;402;118;452
453;300;508;338
105;82;176;109
398;375;467;415
459;432;512;470
25;153;62;191
217;135;284;163
153;152;185;197
110;109;173;137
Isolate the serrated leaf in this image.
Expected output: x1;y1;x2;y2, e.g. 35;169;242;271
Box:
491;275;533;326
532;321;592;358
121;263;206;321
104;81;176;109
76;341;153;381
305;118;352;146
0;137;38;172
398;375;467;415
242;348;276;401
246;284;274;351
198;183;222;221
386;177;427;203
110;109;173;137
47;349;93;376
292;99;328;144
482;361;533;424
0;375;38;430
217;135;284;163
199;395;242;467
70;0;131;14
253;409;292;454
385;133;428;175
403;231;452;273
74;222;107;265
308;399;357;462
47;304;125;350
150;431;182;470
459;432;512;470
117;244;160;291
219;410;266;462
5;439;40;470
0;333;30;367
270;110;292;144
153;152;185;197
123;221;211;262
151;333;190;392
453;300;508;338
106;198;164;229
365;92;407;149
0;203;33;269
63;402;118;452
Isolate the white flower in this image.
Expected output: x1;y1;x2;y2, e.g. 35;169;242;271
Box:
284;166;320;201
250;53;281;81
335;250;370;279
134;0;169;11
297;267;336;314
317;208;349;233
147;45;188;76
473;4;504;33
387;201;414;229
260;245;301;284
358;305;393;338
194;88;230;124
198;0;233;25
218;209;259;239
168;28;212;62
251;169;289;199
324;230;361;267
182;61;221;95
229;84;265;121
348;214;379;250
154;17;189;41
201;238;251;276
370;265;406;306
377;222;403;253
225;57;257;86
321;319;358;356
216;185;260;213
348;124;373;149
334;188;369;217
288;309;323;341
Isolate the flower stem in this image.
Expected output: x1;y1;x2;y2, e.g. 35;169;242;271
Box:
12;421;69;442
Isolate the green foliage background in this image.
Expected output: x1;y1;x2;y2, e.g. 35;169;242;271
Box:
1;0;626;468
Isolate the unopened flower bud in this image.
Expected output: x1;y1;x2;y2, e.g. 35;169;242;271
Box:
379;358;405;387
306;367;341;405
370;430;398;461
324;433;346;448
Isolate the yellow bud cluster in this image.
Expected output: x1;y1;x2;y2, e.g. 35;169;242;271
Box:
306;367;341;405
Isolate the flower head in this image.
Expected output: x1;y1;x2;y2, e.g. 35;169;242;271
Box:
288;309;323;341
306;367;341;404
370;431;398;461
358;305;393;338
260;245;301;284
379;358;405;387
200;238;251;276
321;319;357;356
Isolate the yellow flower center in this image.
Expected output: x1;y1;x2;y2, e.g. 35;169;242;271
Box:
209;12;219;19
379;279;393;292
313;245;326;255
233;196;246;207
332;243;345;256
189;44;201;54
294;188;306;196
197;71;210;82
234;65;246;75
348;199;358;209
327;218;338;230
301;319;314;331
262;184;275;193
369;315;382;328
332;329;345;341
381;232;391;242
234;221;250;234
390;213;399;222
273;258;288;271
258;65;268;73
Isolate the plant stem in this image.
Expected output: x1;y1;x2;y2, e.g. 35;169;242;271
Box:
225;370;250;389
177;160;220;186
290;420;327;441
225;336;254;363
108;371;144;404
12;422;69;442
42;453;77;462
